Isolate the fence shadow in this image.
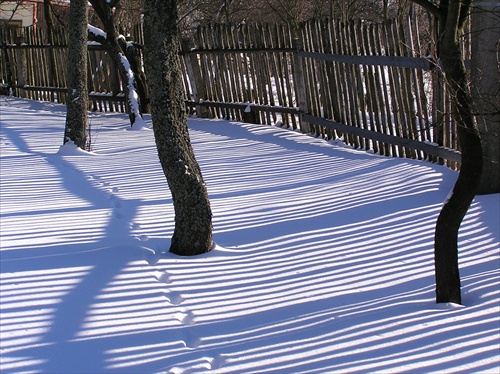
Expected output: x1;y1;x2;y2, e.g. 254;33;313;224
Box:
1;102;498;373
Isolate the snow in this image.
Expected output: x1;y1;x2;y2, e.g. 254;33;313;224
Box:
88;24;107;40
0;97;499;374
87;24;145;128
118;53;147;129
57;140;96;156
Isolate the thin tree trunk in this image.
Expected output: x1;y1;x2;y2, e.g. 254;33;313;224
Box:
434;0;482;304
143;0;213;256
64;0;88;149
43;0;54;43
118;37;150;113
88;0;145;126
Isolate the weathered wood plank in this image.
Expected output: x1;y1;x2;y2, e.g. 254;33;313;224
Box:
303;114;461;163
297;51;433;70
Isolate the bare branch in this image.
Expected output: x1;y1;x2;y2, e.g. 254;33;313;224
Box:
410;0;442;18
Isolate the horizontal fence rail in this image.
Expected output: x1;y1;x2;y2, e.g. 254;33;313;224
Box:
303;114;461;163
1;17;462;167
297;51;434;70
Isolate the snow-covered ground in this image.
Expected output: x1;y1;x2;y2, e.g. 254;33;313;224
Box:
1;97;498;374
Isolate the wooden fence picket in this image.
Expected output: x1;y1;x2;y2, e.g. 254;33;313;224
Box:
0;18;463;167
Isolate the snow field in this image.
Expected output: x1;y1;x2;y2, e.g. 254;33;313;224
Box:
0;97;498;373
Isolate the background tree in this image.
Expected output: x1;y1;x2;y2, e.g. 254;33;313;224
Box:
143;0;213;256
42;0;55;42
64;0;88;149
112;0;143;36
175;0;394;34
411;0;482;304
0;0;23;27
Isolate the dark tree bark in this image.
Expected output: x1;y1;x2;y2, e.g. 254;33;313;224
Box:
471;3;500;194
64;0;88;149
117;36;150;113
434;0;482;304
143;0;213;256
88;0;147;126
412;0;482;304
43;0;55;43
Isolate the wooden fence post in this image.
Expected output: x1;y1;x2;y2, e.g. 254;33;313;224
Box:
292;38;311;133
242;103;260;124
0;45;13;94
15;46;27;98
182;39;211;118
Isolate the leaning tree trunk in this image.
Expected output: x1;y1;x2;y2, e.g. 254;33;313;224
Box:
106;39;142;125
118;37;150;113
143;0;213;256
64;0;88;149
434;0;482;304
88;0;145;126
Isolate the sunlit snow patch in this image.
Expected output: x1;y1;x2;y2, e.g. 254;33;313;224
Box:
57;140;96;156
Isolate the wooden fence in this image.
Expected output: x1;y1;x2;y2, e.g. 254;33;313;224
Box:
0;17;461;167
0;26;126;112
180;18;460;166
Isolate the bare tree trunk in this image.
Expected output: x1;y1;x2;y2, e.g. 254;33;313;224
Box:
88;0;146;126
43;0;54;43
117;37;150;113
434;0;482;304
471;3;500;194
143;0;213;256
64;0;88;149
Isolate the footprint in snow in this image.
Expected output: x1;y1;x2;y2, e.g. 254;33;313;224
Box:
174;310;196;325
146;253;161;265
136;234;149;242
164;290;184;305
209;354;228;370
180;329;201;349
157;271;172;284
